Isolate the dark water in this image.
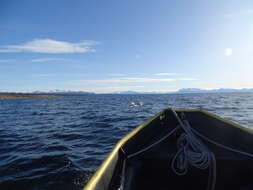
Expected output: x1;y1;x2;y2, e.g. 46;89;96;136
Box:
1;93;253;190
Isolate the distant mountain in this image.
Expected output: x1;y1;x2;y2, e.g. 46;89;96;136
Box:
4;88;253;95
114;88;253;94
32;90;95;95
114;91;167;94
176;88;253;94
177;88;205;93
114;91;141;94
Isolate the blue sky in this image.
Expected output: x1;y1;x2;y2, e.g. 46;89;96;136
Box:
0;0;253;93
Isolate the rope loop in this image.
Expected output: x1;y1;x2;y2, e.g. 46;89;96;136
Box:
170;110;216;190
171;131;211;176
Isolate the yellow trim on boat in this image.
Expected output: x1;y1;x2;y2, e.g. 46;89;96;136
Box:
84;109;253;190
83;111;163;190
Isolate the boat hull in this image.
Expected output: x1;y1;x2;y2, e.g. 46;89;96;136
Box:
84;109;253;190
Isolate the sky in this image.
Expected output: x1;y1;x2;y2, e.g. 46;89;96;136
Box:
0;0;253;93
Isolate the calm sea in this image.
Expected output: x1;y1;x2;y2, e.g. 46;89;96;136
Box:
1;93;253;190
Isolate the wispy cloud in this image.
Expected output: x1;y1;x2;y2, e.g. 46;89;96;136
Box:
70;77;198;85
31;74;54;77
125;77;176;82
0;59;15;63
90;85;145;92
107;73;126;77
224;9;253;19
31;58;67;62
78;77;177;84
0;39;98;54
178;78;198;81
154;73;178;76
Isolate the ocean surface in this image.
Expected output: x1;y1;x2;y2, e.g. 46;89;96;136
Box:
1;93;253;190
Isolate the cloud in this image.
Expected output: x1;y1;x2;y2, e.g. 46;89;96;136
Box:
107;73;126;77
91;85;145;92
224;9;253;19
178;78;198;81
69;76;199;86
31;58;67;62
0;59;14;63
79;77;177;84
154;73;178;76
225;48;233;56
31;74;53;77
124;77;176;82
0;39;98;54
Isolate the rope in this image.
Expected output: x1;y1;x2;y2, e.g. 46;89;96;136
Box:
191;127;253;158
118;158;126;190
171;132;210;175
119;109;253;190
170;110;216;190
118;127;179;190
127;126;179;159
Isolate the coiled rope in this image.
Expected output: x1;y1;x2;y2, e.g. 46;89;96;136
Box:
170;110;216;190
119;109;253;190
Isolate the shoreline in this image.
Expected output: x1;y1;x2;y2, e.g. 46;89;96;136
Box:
0;93;62;99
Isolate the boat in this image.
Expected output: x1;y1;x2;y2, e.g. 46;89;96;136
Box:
84;108;253;190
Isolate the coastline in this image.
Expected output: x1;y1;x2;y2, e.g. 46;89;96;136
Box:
0;93;62;99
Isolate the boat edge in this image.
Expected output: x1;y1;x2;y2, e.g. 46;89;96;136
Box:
176;109;253;134
84;108;253;190
83;110;164;190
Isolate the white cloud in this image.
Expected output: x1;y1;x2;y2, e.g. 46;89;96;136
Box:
107;73;126;77
0;39;98;54
0;59;14;63
31;74;53;77
69;77;198;85
79;77;177;84
154;73;178;76
225;48;233;56
225;9;253;19
124;77;176;82
178;78;198;81
31;58;67;62
91;85;145;92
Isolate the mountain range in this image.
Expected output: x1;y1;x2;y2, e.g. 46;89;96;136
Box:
115;88;253;94
32;90;95;95
2;88;253;95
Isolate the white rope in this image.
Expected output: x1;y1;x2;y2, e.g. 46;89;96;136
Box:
118;127;179;190
118;158;126;190
191;127;253;158
119;109;253;190
171;110;216;190
127;126;179;159
171;132;211;175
